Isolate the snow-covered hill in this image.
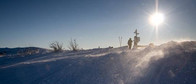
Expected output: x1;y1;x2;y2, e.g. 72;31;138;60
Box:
0;41;196;84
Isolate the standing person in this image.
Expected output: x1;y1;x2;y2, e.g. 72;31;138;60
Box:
128;38;133;49
133;36;137;48
133;29;140;49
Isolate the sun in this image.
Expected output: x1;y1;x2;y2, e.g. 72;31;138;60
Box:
149;12;164;26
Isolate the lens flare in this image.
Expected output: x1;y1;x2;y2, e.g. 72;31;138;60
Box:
149;12;164;26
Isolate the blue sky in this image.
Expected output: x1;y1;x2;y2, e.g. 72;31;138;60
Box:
0;0;196;49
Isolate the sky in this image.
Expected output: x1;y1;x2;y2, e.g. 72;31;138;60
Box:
0;0;196;49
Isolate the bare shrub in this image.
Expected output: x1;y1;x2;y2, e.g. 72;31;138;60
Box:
50;41;63;52
68;39;79;51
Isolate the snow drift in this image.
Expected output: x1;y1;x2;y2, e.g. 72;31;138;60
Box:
0;41;196;84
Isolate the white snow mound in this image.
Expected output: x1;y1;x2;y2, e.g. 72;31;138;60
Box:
0;41;196;84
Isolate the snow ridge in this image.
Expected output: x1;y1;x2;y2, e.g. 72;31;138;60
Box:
0;41;196;84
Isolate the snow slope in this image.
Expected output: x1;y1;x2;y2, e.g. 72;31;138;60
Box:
0;41;196;84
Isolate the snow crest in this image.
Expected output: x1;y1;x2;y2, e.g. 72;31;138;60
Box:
1;41;196;84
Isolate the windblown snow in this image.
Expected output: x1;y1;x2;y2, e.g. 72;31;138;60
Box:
0;41;196;84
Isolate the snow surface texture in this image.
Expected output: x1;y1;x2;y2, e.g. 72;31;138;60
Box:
0;41;196;84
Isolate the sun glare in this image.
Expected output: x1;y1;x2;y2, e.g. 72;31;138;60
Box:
149;12;164;26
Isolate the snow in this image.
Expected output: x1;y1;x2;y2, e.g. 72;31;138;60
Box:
0;41;196;84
